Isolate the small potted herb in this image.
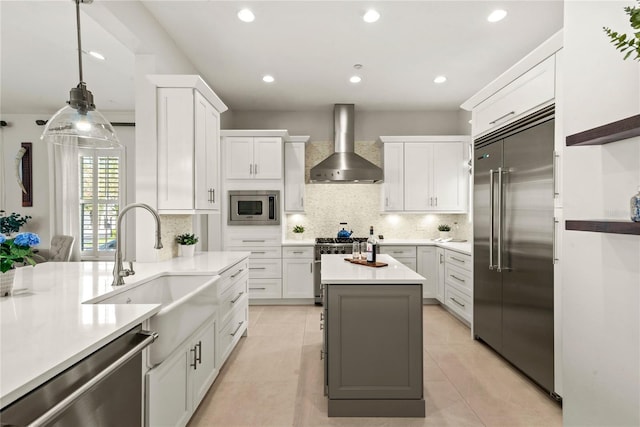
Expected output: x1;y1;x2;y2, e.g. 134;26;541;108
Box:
293;225;305;240
176;233;198;257
437;224;451;240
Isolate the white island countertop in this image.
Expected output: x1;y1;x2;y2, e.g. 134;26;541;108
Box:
0;251;249;409
321;254;426;285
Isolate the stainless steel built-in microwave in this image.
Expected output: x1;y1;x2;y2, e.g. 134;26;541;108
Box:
228;190;280;225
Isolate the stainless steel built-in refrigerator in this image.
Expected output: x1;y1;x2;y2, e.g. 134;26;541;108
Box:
473;106;556;395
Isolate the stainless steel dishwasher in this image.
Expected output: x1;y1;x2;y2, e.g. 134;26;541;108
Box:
0;325;157;427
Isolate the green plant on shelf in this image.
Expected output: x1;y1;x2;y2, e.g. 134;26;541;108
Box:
293;225;305;234
437;224;451;232
603;0;640;61
175;233;199;246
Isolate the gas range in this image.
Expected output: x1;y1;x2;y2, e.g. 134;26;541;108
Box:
314;237;368;255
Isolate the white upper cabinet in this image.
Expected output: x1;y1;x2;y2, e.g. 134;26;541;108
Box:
224;135;283;180
284;137;309;212
151;75;227;214
381;136;470;213
382;142;404;211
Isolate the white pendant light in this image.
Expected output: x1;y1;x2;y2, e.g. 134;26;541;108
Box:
41;0;122;149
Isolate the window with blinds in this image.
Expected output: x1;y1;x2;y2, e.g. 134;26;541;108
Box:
79;150;123;259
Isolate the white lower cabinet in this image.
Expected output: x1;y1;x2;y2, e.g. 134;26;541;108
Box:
416;246;437;299
442;249;473;324
146;315;217;427
282;246;314;299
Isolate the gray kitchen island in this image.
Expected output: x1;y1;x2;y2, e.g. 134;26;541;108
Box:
321;254;426;417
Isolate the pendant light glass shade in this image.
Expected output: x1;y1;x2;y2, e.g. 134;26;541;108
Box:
40;0;123;150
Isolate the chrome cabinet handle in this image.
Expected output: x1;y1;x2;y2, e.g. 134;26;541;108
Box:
251;251;266;254
249;164;253;175
250;287;266;290
26;331;158;427
190;346;197;369
292;251;303;254
310;262;313;273
553;151;560;197
450;274;465;283
254;163;258;175
230;321;244;337
489;110;515;125
320;349;324;360
429;196;433;206
231;291;244;304
242;239;265;243
230;268;244;278
451;297;466;308
435;196;438;206
208;188;215;203
450;256;466;264
553;217;559;264
249;267;266;270
195;341;202;365
385;197;389;207
440;253;444;264
301;197;304;207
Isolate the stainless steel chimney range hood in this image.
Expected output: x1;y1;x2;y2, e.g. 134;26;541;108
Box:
309;104;384;183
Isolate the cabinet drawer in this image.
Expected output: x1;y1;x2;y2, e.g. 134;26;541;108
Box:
380;245;417;257
445;263;472;295
445;250;471;272
225;235;281;247
474;55;555;137
219;273;249;330
248;259;281;278
218;303;248;365
444;285;472;323
395;257;417;271
282;246;314;258
240;246;282;258
218;259;249;295
248;278;282;299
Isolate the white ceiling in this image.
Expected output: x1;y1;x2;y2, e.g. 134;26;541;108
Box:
0;1;563;115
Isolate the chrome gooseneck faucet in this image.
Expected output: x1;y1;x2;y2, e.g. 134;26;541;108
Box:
112;203;163;286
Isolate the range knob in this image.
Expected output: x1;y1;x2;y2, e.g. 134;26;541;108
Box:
320;249;326;254
340;248;346;254
332;248;339;254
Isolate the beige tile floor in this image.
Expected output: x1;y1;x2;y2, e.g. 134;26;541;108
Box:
189;305;562;427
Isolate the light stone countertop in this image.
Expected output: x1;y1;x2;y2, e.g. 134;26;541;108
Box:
282;238;471;255
0;251;250;409
321;254;426;285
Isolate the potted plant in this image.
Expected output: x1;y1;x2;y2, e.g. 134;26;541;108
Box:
293;225;305;239
0;232;40;296
0;211;32;236
437;224;451;240
176;233;198;257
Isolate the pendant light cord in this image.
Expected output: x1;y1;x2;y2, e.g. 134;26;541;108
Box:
75;0;84;84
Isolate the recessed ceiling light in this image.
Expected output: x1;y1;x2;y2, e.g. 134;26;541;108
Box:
88;50;105;60
350;75;362;84
363;9;380;23
434;75;447;84
262;75;275;83
487;9;507;23
237;8;255;22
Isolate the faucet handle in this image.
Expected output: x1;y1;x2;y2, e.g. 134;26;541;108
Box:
127;261;135;276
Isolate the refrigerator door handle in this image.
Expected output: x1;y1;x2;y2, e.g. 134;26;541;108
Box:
497;167;505;272
553;217;559;264
489;169;496;270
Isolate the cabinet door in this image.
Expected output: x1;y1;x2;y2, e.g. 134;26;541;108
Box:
253;137;283;179
194;91;220;211
225;137;254;179
404;144;432;211
191;317;218;406
417;246;437;298
382;143;404;211
436;248;445;303
282;258;314;298
157;88;195;210
431;142;466;212
284;142;305;212
146;347;191;427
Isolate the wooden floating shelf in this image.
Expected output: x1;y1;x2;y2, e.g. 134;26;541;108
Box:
566;114;640;146
565;220;640;235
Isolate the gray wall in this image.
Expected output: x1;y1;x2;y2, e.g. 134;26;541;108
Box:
226;109;470;140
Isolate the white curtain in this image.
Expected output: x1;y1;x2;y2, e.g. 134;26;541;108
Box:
47;136;81;261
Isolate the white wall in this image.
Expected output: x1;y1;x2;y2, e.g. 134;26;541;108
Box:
562;1;640;425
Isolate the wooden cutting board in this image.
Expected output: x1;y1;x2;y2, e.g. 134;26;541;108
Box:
344;258;388;268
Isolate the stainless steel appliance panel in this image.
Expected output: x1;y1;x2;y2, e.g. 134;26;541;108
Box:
473;141;503;352
501;118;555;392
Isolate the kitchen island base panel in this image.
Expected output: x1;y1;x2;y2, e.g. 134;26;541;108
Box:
328;398;426;418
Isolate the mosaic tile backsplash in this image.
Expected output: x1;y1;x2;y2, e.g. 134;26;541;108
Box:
158;214;193;260
284;140;471;241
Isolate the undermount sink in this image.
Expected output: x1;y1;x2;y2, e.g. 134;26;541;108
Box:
91;273;220;365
